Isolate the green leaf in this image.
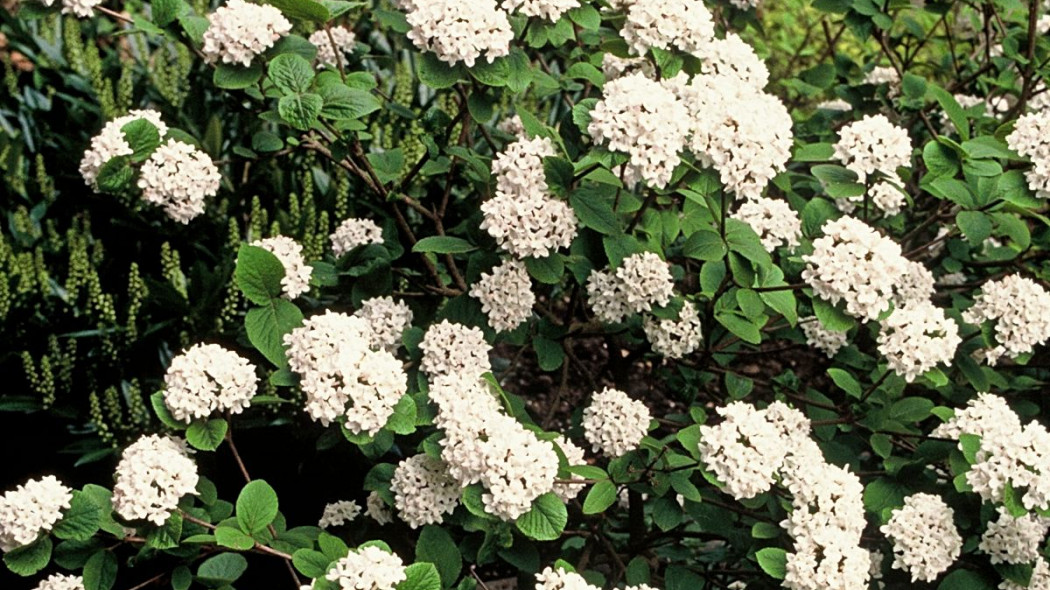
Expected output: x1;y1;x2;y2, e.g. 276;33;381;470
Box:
151;391;186;428
186;418;228;451
525;255;564;284
197;553;249;587
751;522;781;539
418;53;464;89
52;491;102;541
812;298;855;333
263;0;330;21
120;119;161;162
83;550;118;590
293;549;331;578
515;493;567;541
366;150;404;184
582;480;617;515
416;526;462;588
715;312;762;345
956;211;993;243
567;5;600;29
755;547;787;580
213;62;264;89
962;136;1018;160
470;57;511;87
543;157;574;197
386;395;417;435
929;85;969;140
826;368;862;398
152;0;185;25
236;480;279;534
570;186;620;235
96;156;135;193
318;85;381;120
566;62;604;86
279;93;324;130
172;566;192;590
4;537;51;576
245;298;304;368
252;131;284;153
268;53;315;95
398;563;442;590
901;73;926;100
937;570;994;590
793;142;834;162
215;526;256;551
146;512;183;549
236;244;286;305
412;236;477;254
890;397;934;422
682;229;727;261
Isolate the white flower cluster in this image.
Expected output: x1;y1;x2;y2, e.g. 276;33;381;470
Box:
318;500;361;528
138;139;221;224
836;181;907;218
419;320;491;378
534;566;596;590
620;0;715;55
0;476;72;552
729;197;801;252
390;454;461;528
469;259;536;332
401;0;513;67
979;508;1050;565
1003;559;1050;590
963;274;1050;365
642;300;703;359
492;136;556;199
1006;110;1050;198
695;33;769;91
366;491;393;525
876;301;961;382
800;317;848;358
201;0;291;66
325;545;406;590
588;73;690;188
880;493;962;582
832;114;912;184
163;343;257;422
41;0;100;18
309;26;357;70
330;218;384;257
285;311;407;435
503;0;579;22
587;252;675;323
863;65;901;98
582;387;651;457
80;109;168;188
934;394;1050;512
34;574;84;590
354;296;413;353
802;216;910;321
253;236;313;299
112;435;199;525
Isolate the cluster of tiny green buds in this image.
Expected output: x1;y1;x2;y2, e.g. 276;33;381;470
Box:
160;242;188;300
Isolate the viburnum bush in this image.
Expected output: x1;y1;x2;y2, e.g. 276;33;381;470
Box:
6;0;1050;589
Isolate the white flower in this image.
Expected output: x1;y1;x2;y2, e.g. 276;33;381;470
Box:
201;0;291;66
469;259;535;332
390;455;460;528
582;388;650;457
832;114;912;184
325;545;406;590
729;197;801;251
502;0;578;21
932;393;1022;442
817;99;853;112
616;252;675;313
963;274;1050;365
835;181;907;217
480;194;578;259
620;0;715;55
552;436;587;502
880;493;962;583
894;259;935;306
877;301;961;382
112;435;199;526
419;320;491;378
642;300;703;358
365;491;393;525
694;33;769;90
253;236;313;299
698;402;789;499
863;65;900;98
79;110;169;188
59;0;100;18
402;0;513;67
330;218;384;257
354;297;413;353
284;311;407;435
319;500;361;528
588;73;690;188
586;269;632;324
492;136;556;200
1001;558;1050;590
34;574;85;590
137;139;221;223
979;508;1050;565
163;343;257;422
800;316;848;358
310;26;356;70
1006;110;1050;198
534;566;600;590
476;415;560;520
0;476;72;552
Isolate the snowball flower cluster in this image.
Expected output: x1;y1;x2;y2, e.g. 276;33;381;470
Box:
284;311;407;435
419;320;492;378
730;197;801;251
979;509;1050;565
112;435;198;525
253;236;313;299
582;387;651;457
469;259;536;332
802;216;910;321
503;0;579;21
163;343;257;422
642;301;703;358
330;218;384;256
201;0;291;66
836;181;907;217
832;114;912;183
366;491;393;525
309;26;356;70
588;73;690;188
698;402;792;499
492;136;556;199
34;574;85;590
319;500;361;528
354;296;413;353
963;274;1050;365
325;545;406;590
800;317;848;358
0;476;72;552
620;0;715;55
694;33;770;90
1006;110;1050;198
480;193;578;259
79;109;168;188
863;65;901;97
401;0;513;67
587;252;675;323
535;566;601;590
1003;559;1050;590
880;493;962;582
390;454;461;528
137;139;221;223
42;0;101;19
876;301;961;382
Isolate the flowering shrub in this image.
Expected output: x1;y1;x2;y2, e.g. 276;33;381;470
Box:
5;0;1050;589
